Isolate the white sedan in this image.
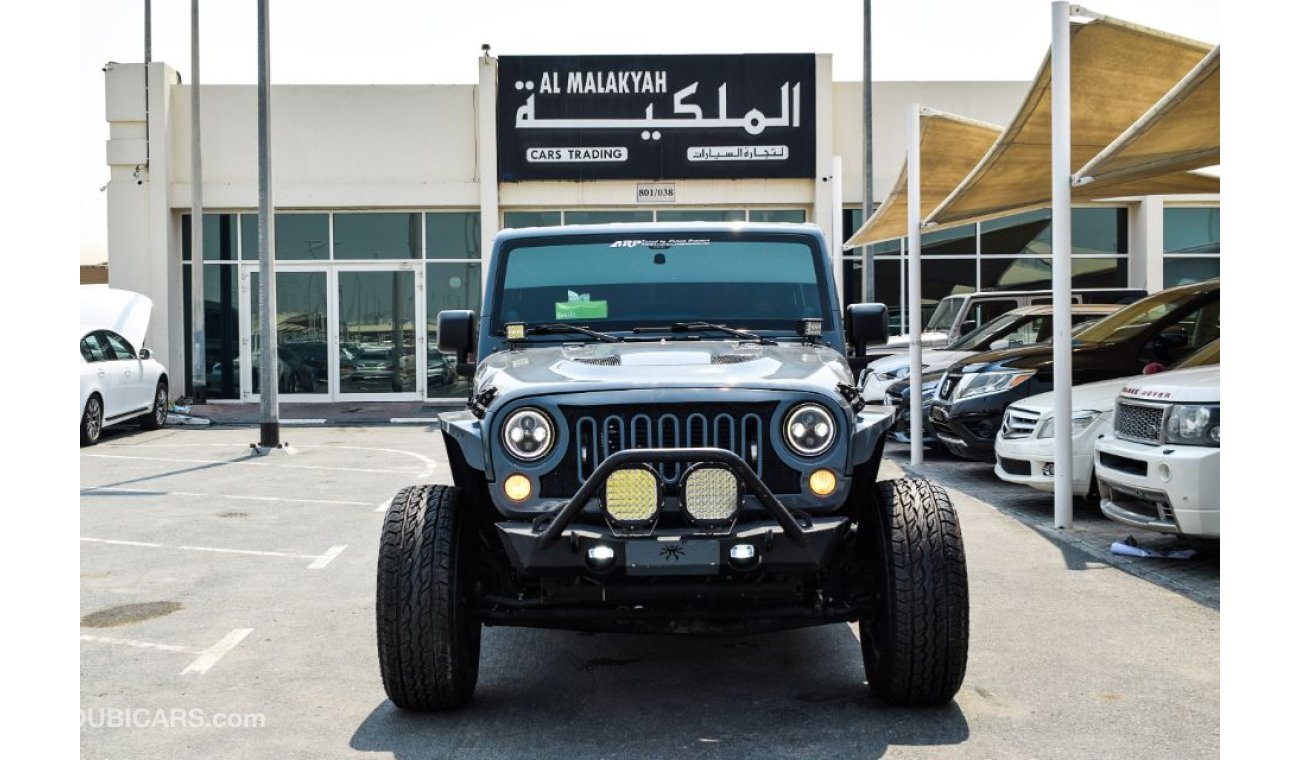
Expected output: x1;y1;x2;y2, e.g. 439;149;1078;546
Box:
994;339;1219;499
80;287;170;446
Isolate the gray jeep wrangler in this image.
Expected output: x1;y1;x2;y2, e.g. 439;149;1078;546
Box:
376;223;968;710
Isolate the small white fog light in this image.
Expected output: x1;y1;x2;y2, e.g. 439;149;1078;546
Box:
1042;462;1054;477
728;543;759;571
586;545;616;572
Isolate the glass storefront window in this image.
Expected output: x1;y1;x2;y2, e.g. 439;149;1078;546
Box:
240;213;330;260
427;261;482;400
181;264;241;399
1164;258;1220;287
748;209;805;223
871;258;903;332
503;211;562;229
425;213;481;259
181;214;238;262
981;256;1126;291
1164;207;1220;253
655;209;746;222
979;207;1127;256
333;212;420;259
921;224;977;256
842;257;863;305
563;210;654;225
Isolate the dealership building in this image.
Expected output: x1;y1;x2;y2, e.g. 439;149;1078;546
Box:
101;53;1219;403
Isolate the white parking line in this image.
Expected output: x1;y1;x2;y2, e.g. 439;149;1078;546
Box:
80;486;374;507
81;628;254;675
375;500;391;512
181;628;253;675
307;545;348;569
80;537;162;549
848;622;861;642
82;537;348;570
80;634;197;655
82;453;425;476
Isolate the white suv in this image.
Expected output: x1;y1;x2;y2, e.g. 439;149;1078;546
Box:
1094;365;1221;538
994;340;1219;499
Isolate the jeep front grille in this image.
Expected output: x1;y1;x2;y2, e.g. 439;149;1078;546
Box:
1113;400;1167;444
540;403;802;496
1001;407;1039;439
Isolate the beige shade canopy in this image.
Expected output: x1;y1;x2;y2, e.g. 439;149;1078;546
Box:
1075;46;1220;187
925;15;1216;229
842;111;1000;248
845;15;1221;249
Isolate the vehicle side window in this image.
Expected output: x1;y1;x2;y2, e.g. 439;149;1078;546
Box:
101;330;136;360
970;300;1017;330
81;333;110;362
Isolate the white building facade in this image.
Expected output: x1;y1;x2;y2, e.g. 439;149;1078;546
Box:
102;54;1219;403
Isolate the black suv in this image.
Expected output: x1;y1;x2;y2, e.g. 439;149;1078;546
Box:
928;279;1220;462
375;223;970;710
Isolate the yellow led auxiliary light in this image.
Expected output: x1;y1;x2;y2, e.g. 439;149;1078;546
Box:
603;465;662;527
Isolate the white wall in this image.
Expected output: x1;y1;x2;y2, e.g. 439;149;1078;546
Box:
167;83;481;210
832;80;1030;204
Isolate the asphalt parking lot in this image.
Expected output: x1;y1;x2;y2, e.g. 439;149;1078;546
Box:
81;423;1219;759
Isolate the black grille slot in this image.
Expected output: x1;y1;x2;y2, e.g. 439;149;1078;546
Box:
1113;401;1166;444
1099;451;1148;477
540;402;802;496
998;456;1032;476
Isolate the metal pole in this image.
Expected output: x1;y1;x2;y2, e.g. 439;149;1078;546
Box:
144;0;151;167
831;156;844;298
862;0;875;303
257;0;280;447
1051;1;1073;528
189;0;207;404
906;103;923;467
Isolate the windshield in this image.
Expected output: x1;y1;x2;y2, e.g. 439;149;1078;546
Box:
947;311;1029;350
925;297;963;332
493;233;831;336
1173;339;1220;369
1073;284;1216;345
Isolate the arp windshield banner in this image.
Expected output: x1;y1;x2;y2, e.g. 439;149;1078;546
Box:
497;54;816;182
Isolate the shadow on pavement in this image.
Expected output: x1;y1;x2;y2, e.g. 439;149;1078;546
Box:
351;625;969;759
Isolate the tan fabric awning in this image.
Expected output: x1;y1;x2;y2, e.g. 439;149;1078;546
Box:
843;111;1000;248
926;16;1216;228
1075;46;1220;187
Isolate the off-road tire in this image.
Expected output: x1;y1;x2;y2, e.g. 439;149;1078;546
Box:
81;394;104;446
139;380;168;430
376;484;481;711
859;477;968;706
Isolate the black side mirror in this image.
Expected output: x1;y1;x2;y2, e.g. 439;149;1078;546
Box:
138;348;152;360
845;303;890;353
1156;327;1189;350
437;310;477;376
958;319;977;337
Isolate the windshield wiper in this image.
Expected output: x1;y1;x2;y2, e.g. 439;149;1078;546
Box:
525;323;622;343
632;322;776;345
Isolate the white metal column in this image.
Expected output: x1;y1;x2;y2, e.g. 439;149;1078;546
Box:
1051;1;1074;528
907;103;924;467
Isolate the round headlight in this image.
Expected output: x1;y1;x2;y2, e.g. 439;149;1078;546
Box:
501;407;554;461
783;403;836;457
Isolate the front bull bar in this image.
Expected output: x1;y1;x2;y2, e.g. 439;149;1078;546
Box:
533;447;812;549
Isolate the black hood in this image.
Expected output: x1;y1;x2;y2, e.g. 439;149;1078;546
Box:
476;339;853;405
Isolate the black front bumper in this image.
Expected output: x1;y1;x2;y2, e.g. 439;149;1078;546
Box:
928;399;1003;462
498;515;849;577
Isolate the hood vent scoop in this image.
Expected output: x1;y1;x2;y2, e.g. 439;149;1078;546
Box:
571;356;621;366
711;353;759;365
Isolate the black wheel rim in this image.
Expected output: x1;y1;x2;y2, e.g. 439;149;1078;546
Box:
156;385;167;424
85;398;101;440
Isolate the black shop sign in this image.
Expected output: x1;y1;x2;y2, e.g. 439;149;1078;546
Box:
497;54;816;181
